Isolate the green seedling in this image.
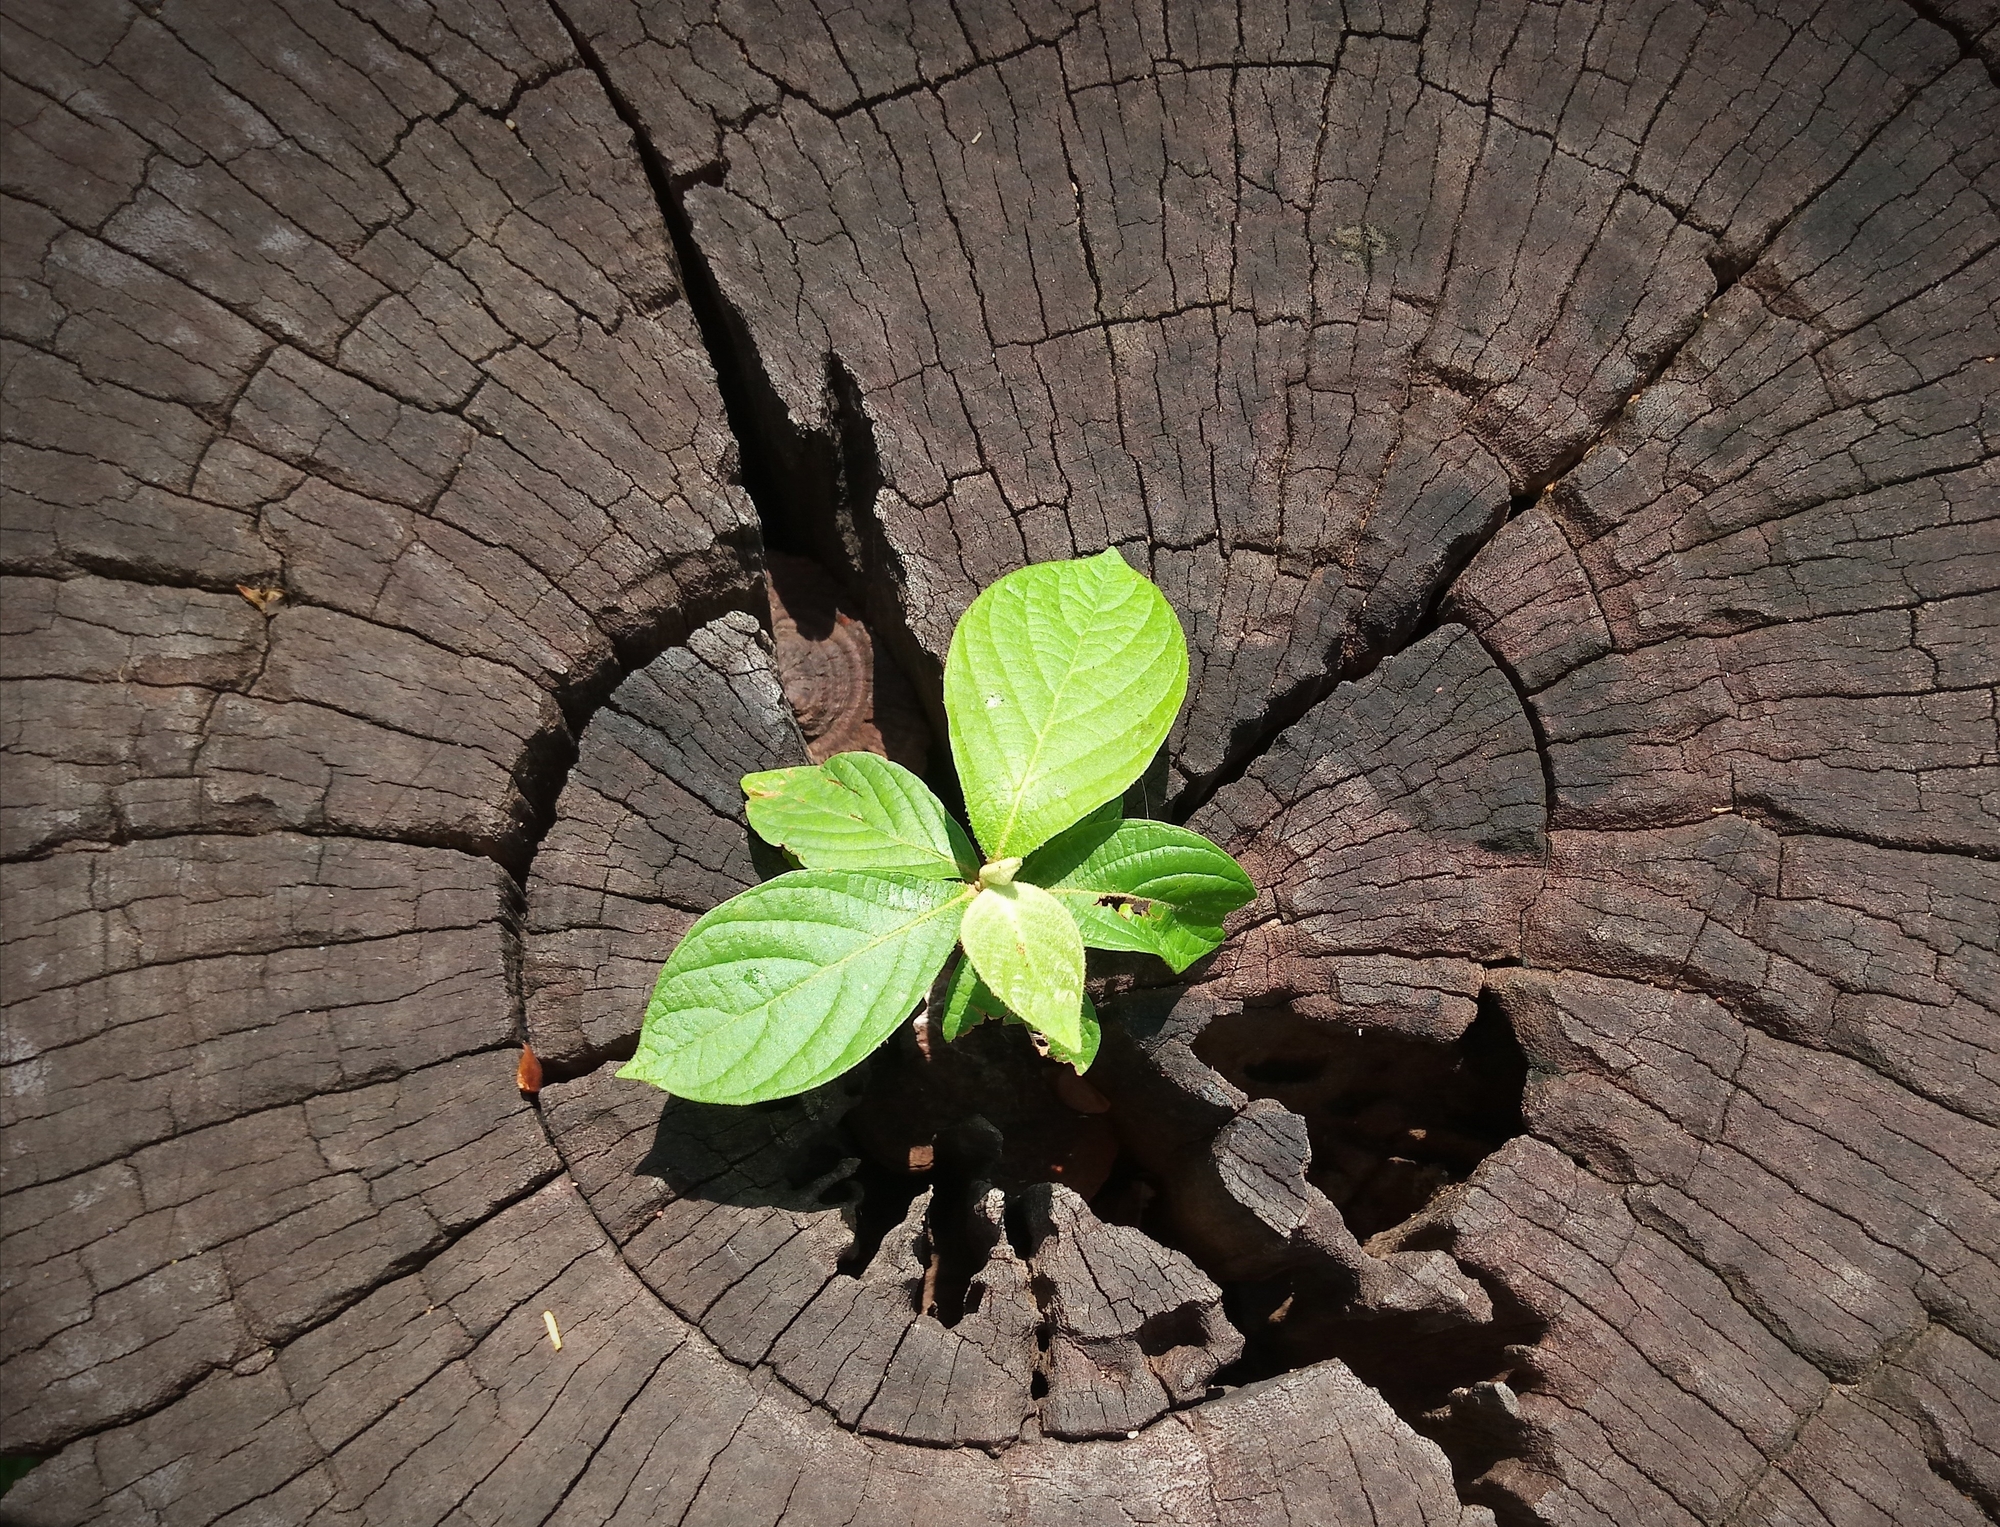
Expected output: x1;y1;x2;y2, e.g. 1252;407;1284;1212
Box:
620;550;1256;1105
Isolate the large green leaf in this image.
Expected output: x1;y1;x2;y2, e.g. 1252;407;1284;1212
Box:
959;879;1085;1051
1022;815;1254;974
742;753;976;880
944;550;1188;859
620;870;970;1104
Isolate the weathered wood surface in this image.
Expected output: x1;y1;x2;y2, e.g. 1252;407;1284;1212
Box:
1;0;1995;1523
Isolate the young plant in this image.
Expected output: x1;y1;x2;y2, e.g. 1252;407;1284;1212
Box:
619;549;1255;1105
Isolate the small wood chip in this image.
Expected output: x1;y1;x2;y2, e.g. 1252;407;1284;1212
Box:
542;1311;562;1351
236;584;284;614
516;1045;543;1096
1053;1070;1110;1114
920;1252;940;1318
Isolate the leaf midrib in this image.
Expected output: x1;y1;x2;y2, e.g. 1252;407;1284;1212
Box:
988;578;1126;856
833;783;958;869
1039;884;1233;919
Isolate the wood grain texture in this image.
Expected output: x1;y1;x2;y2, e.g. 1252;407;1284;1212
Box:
2;0;1993;1522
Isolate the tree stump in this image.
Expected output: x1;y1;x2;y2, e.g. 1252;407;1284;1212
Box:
2;1;1995;1523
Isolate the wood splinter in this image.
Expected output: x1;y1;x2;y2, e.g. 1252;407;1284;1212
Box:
542;1311;562;1351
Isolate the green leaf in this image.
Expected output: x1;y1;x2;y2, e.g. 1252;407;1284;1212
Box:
936;955;1006;1043
1021;815;1255;973
743;753;977;880
620;870;970;1104
959;879;1086;1051
1043;994;1101;1073
1069;901;1227;973
935;958;1097;1072
944;550;1189;859
1023;815;1255;917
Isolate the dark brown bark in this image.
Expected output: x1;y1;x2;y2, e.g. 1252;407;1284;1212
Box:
2;0;1994;1523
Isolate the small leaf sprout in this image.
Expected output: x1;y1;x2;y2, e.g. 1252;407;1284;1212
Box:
620;550;1255;1105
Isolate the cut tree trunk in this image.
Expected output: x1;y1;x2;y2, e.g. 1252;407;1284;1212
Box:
2;1;1995;1523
